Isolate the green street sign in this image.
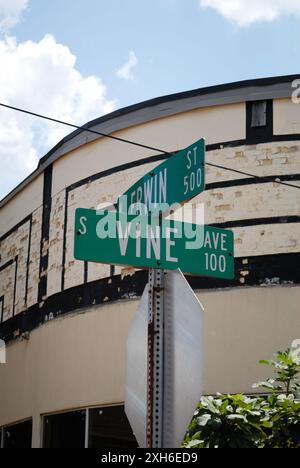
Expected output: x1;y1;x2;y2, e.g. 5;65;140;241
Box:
74;208;234;280
118;139;205;212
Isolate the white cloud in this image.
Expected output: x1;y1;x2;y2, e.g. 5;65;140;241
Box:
0;34;118;199
200;0;300;26
0;0;28;32
117;50;138;80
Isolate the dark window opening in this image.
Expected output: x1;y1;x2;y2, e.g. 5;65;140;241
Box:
43;410;86;449
88;406;138;449
251;101;267;127
246;99;273;143
2;420;32;449
42;406;138;449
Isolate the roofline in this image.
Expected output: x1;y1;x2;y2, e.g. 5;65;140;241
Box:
1;74;299;208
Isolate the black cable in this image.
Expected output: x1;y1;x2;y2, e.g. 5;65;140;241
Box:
205;163;300;190
1;101;300;191
0;102;171;156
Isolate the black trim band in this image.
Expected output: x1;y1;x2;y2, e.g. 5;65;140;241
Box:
0;215;31;243
84;261;88;285
60;146;300;290
1;252;299;344
1;141;300;306
0;296;4;324
25;216;33;306
206;174;300;191
211;216;300;230
37;74;300;169
12;257;18;317
0;217;33;314
59;136;300;205
0;259;14;273
0;257;18;320
63;137;300;196
0;255;19;322
38;165;53;303
2;72;300;208
61;190;69;292
68;154;167;193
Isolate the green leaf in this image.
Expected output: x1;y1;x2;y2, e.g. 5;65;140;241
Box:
184;340;300;449
197;414;211;427
253;380;276;390
259;360;271;366
185;439;204;448
227;414;248;423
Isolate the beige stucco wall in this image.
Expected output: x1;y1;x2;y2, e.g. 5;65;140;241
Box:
274;98;300;135
0;174;43;236
0;137;299;324
47;141;300;296
0;285;299;446
0;93;300;447
51;103;246;195
1;100;300;314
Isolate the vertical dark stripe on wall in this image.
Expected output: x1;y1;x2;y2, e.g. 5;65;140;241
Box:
38;165;53;303
24;216;33;306
246;99;274;144
84;262;88;284
61;190;69;291
12;257;18;317
0;296;4;324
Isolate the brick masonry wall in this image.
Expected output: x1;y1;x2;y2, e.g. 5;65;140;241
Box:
0;140;300;323
0;207;43;320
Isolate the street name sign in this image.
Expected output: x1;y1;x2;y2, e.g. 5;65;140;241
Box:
125;270;204;448
74;208;234;280
74;136;235;448
118;139;205;212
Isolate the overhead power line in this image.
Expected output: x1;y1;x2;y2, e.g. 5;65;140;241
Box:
205;163;300;190
0;102;300;191
0;103;167;155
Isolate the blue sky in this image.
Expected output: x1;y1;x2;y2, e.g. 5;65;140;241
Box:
0;0;300;198
15;0;300;105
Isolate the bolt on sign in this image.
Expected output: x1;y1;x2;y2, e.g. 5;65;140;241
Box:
118;139;205;213
74;208;234;280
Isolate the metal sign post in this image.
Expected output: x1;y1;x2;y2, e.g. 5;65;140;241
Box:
125;269;204;448
75;137;234;448
147;268;164;449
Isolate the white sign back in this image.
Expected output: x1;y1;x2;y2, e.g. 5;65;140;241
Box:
125;270;204;448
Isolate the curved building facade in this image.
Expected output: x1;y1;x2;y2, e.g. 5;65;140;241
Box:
0;75;300;447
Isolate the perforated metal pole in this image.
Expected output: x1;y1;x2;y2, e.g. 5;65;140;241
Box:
147;268;164;449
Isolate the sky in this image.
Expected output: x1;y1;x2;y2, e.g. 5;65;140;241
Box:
0;0;300;200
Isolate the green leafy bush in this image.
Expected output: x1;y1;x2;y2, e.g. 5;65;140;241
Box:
184;341;300;449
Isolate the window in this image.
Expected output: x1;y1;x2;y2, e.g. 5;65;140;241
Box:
246;100;273;143
88;406;138;448
42;406;138;448
251;101;267;128
1;420;32;449
43;410;86;448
